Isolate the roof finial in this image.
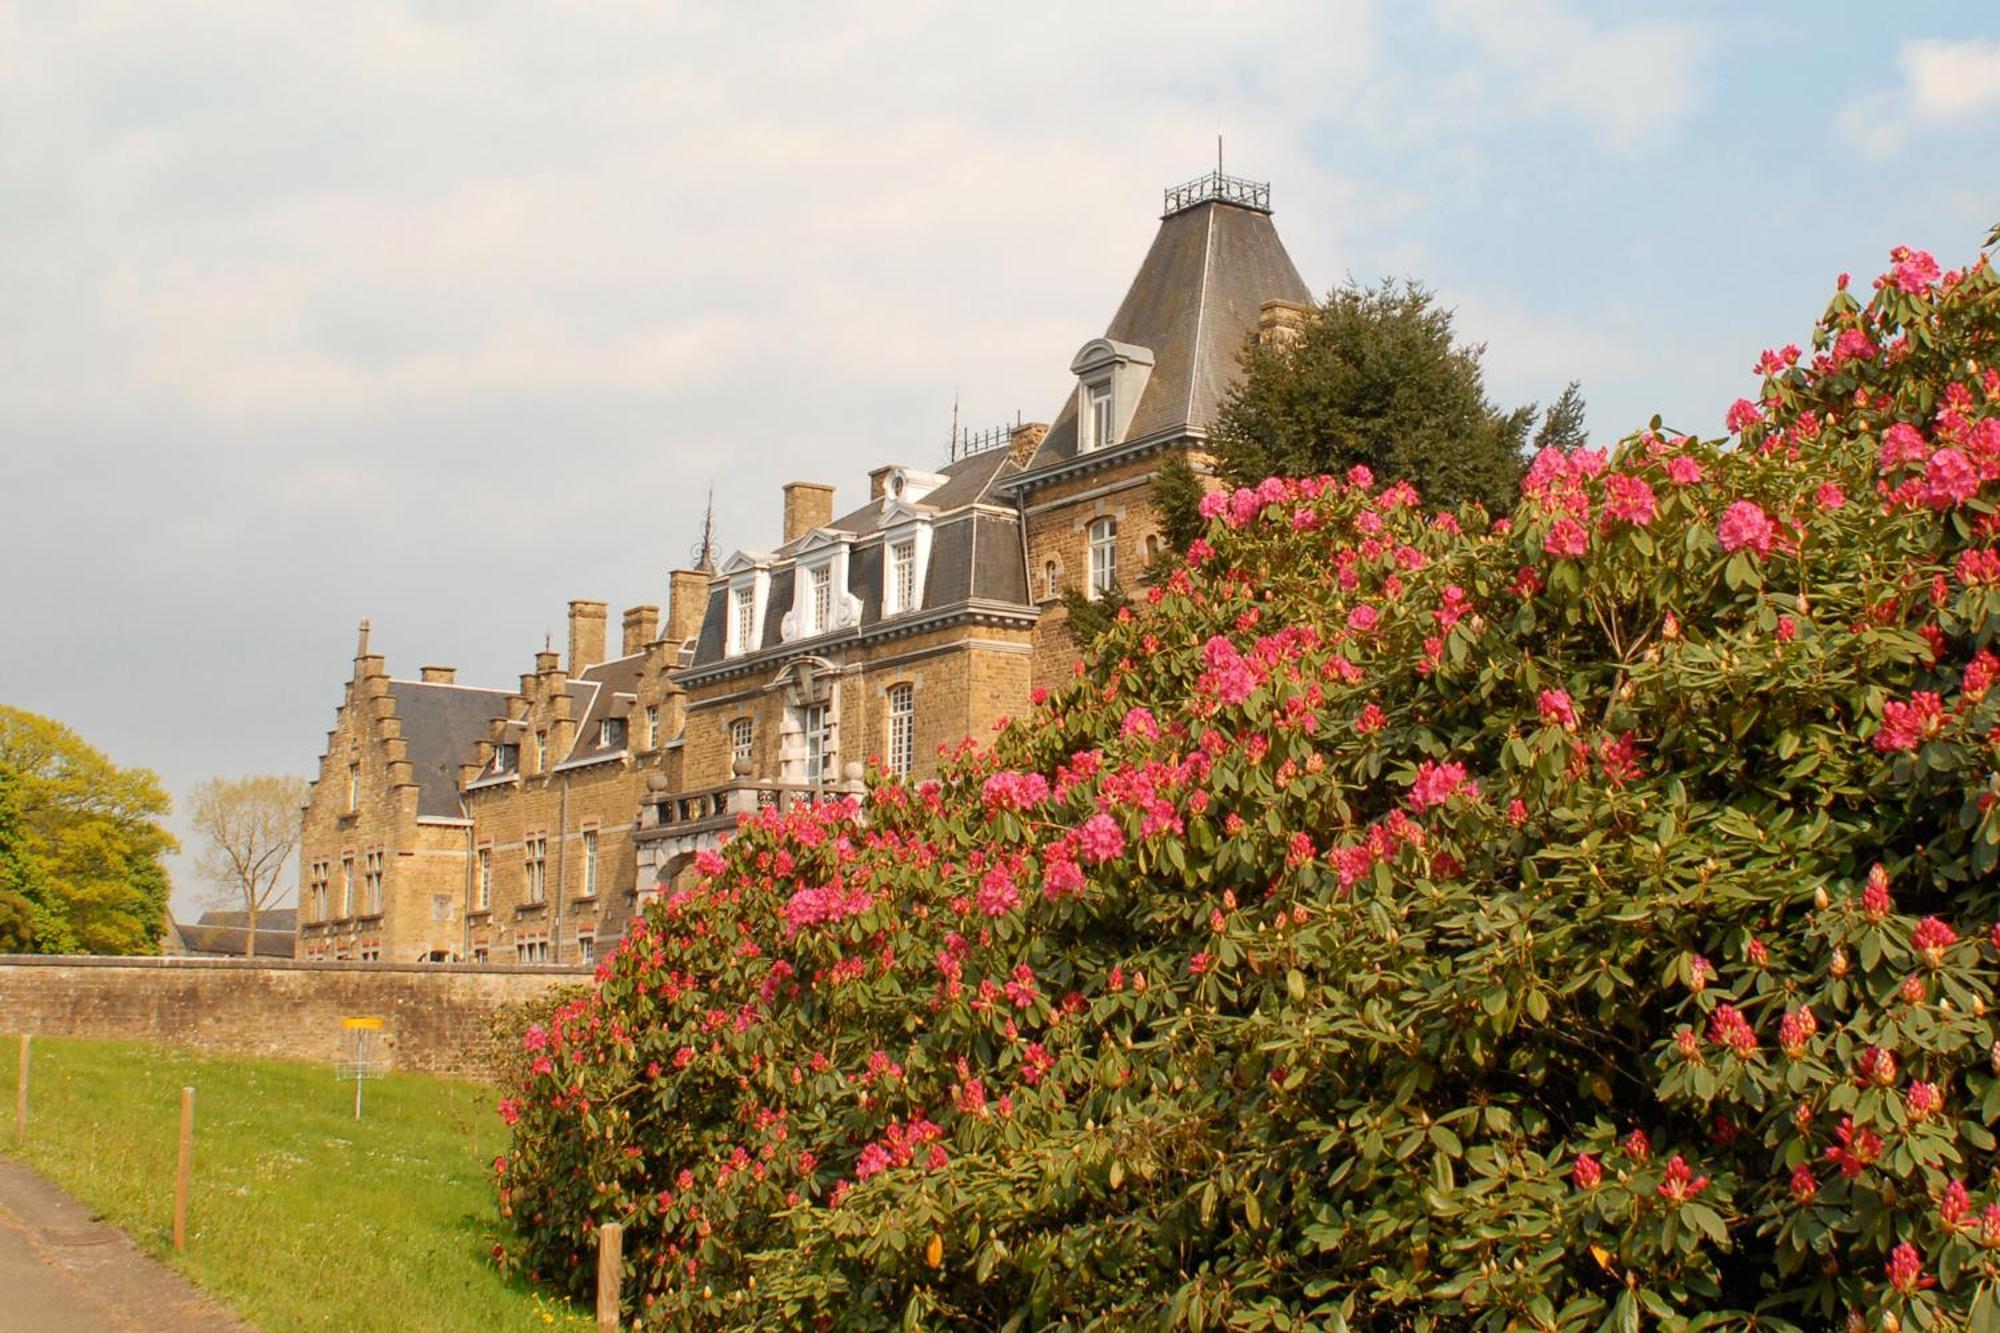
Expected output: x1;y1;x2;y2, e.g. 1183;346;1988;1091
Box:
1217;127;1223;178
690;484;718;571
356;618;371;658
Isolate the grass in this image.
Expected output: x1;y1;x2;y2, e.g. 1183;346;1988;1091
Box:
1;1036;589;1331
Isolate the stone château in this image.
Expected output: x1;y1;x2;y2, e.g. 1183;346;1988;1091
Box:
295;170;1313;964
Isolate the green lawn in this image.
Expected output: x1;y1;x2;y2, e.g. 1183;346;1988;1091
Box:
1;1036;589;1331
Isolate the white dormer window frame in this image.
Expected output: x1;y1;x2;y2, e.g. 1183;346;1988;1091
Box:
878;510;934;619
782;531;861;643
1069;338;1155;455
719;559;773;658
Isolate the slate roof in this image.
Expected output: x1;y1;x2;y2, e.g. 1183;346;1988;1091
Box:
385;680;511;818
562;653;644;766
199;908;298;931
167;919;297;958
1023;198;1311;471
688;450;1033;672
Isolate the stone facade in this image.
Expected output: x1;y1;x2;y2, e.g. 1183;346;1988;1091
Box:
292;171;1314;969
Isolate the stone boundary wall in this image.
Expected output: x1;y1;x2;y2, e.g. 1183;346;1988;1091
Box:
0;956;590;1081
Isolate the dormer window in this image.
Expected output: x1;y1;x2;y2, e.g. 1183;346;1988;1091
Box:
1085;382;1114;452
730;586;757;655
598;718;626;750
888;540;916;615
494;742;519;774
1070;339;1154;455
808;565;832;635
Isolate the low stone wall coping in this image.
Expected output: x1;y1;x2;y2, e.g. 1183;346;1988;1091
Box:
0;954;591;977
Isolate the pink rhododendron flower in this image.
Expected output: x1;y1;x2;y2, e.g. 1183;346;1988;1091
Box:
1890;246;1941;294
1346;604;1380;634
1346;464;1373;490
1572;1153;1602;1189
1815;482;1846;510
1197;489;1229;520
974;865;1020;917
1406;759;1475;812
1543;518;1589;558
1886;1241;1933;1295
1717;501;1776;556
1874;692;1944;752
1077;813;1126;864
1602;474;1657;526
1880;422;1931;471
1925;447;1978;508
1119;707;1160;741
1656;1155;1709;1203
1537;689;1577;730
1665;454;1704;486
1725;398;1765;434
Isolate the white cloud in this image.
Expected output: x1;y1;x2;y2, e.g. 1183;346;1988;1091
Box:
1426;0;1708;153
1837;37;2000;157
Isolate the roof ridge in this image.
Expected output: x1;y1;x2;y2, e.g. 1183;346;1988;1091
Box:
1185;201;1217;427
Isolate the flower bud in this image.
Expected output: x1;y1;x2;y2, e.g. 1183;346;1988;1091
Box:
1813;885;1830;910
1830;947;1849;978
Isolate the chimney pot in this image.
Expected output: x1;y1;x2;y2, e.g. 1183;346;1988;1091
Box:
420;665;457;684
567;600;608;673
781;481;836;543
621;604;660;656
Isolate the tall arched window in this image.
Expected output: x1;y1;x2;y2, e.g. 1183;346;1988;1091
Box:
1043;560;1059;600
1088;517;1118;599
886;683;915;777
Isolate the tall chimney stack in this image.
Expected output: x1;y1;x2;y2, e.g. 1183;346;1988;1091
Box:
621;605;660;657
782;482;836;543
1008;422;1049;468
420;666;457;684
666;570;709;644
567;600;607;673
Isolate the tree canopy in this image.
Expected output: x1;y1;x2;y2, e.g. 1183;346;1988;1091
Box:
0;705;175;954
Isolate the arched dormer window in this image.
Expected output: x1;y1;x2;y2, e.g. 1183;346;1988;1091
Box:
1069;339;1155;454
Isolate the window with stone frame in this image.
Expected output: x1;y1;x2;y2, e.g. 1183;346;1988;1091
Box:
533;730;548;773
577;933;596;965
347;761;359;811
888;539;917;615
1088;516;1119;598
730;717;754;768
1044;560;1059;601
476;847;491;910
582;828;599;898
340;855;355;917
363;849;385;915
886;683;915;778
645;704;660;750
525;835;547;904
803;703;831;785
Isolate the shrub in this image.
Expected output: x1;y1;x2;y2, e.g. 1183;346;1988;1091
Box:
497;233;2000;1330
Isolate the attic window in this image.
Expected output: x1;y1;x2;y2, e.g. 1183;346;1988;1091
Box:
494;742;519;774
599;718;626;750
808;565;832;635
1084;382;1114;452
729;587;757;656
888;540;916;615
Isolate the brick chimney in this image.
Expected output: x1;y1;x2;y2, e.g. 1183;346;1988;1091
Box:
1257;299;1311;350
782;482;835;543
420;666;457;684
621;604;659;656
567;600;607;672
1008;422;1049;467
868;465;897;501
666;570;709;644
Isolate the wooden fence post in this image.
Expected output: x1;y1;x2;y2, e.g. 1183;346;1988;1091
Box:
596;1221;623;1331
13;1035;26;1145
173;1087;194;1253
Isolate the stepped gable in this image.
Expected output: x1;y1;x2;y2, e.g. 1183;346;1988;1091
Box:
383;679;511;818
1025;181;1312;470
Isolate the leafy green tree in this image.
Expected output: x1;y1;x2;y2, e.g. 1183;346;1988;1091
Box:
0;706;176;954
1211;278;1536;515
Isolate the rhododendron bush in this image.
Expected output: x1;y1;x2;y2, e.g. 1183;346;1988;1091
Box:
498;232;2000;1330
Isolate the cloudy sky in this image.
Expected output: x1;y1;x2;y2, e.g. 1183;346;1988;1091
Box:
2;2;1997;916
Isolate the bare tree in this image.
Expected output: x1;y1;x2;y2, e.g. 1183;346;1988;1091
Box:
187;775;308;959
